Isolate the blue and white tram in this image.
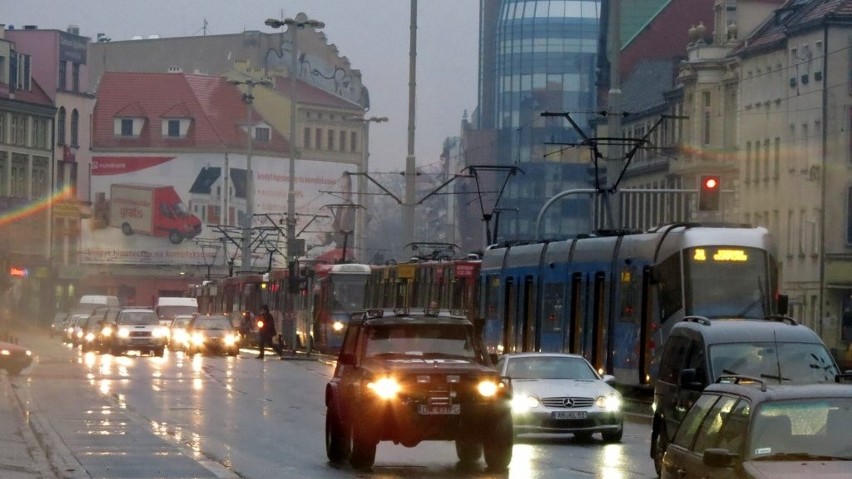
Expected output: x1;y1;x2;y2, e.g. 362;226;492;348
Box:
478;223;781;388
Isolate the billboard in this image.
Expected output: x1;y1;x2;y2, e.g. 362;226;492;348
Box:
81;154;352;267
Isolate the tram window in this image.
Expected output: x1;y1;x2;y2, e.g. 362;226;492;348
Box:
656;253;683;321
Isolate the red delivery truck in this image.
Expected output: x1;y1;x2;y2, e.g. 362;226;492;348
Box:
109;184;202;244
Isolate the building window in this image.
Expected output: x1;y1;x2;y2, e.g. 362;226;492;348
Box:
10;114;27;146
11;153;27;197
70;109;79;147
745;141;752;183
339;130;346;152
0;112;5;144
774;137;781;180
254;127;270;142
57;107;66;145
303;127;311;150
33;118;48;149
847;187;852;246
32;156;48;198
0;152;6;196
350;131;358;152
315;128;322;150
58;61;67;91
327;128;335;150
72;63;80;93
121;118;134;136
763;139;770;181
167;119;181;138
702;91;711;145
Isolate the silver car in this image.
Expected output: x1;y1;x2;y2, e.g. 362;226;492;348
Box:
496;352;624;442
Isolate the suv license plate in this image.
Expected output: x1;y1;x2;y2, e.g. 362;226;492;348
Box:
418;404;461;415
552;411;587;420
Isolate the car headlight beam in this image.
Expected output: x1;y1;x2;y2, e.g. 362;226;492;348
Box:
476;379;500;398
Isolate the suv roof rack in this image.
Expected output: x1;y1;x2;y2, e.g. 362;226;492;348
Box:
683;315;712;326
716;374;768;391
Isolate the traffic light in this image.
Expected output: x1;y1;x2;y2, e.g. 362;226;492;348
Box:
698;174;721;211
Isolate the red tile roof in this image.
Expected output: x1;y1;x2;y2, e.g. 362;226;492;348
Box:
736;0;852;57
272;76;363;111
92;71;290;153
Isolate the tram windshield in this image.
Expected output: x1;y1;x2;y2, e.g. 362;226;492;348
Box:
330;275;369;311
683;246;772;319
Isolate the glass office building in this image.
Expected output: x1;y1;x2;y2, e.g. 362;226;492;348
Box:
473;0;601;242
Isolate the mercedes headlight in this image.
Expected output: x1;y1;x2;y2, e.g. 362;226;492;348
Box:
512;394;540;412
595;394;622;412
367;377;401;400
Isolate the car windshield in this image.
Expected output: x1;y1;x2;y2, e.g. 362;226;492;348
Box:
506;356;599;380
364;323;475;359
118;311;159;325
710;342;839;383
194;317;232;330
172;317;192;329
748;398;852;461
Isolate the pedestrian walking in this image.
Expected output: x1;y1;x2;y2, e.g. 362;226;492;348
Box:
255;305;284;359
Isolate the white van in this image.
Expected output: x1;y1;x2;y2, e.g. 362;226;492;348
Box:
72;295;120;316
155;297;199;326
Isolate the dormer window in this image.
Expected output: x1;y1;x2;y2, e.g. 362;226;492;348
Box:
114;117;144;137
254;126;270;142
162;118;190;138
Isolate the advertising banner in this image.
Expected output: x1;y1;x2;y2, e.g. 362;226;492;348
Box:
81;154;352;267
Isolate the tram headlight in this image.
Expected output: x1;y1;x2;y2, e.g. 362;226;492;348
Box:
332;321;345;332
367;377;401;400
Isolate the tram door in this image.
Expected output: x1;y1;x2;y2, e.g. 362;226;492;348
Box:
502;278;517;353
520;275;536;351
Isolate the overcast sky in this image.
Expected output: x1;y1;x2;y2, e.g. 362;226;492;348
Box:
5;0;480;172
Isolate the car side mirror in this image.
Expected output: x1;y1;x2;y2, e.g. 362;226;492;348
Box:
703;448;738;467
601;374;616;385
679;368;705;390
338;353;356;366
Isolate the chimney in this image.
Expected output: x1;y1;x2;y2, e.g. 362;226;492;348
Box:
67;25;80;35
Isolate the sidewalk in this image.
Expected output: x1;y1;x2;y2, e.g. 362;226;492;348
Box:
0;372;55;479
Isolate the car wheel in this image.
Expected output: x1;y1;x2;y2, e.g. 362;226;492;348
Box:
168;230;183;244
455;436;483;464
652;419;668;476
602;425;623;443
483;412;513;471
349;422;377;470
325;406;350;465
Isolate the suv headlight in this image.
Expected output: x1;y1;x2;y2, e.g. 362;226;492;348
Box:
595;394;622;412
117;328;130;338
153;327;169;338
367;377;401;400
101;326;113;337
192;332;206;345
476;379;500;398
223;333;238;345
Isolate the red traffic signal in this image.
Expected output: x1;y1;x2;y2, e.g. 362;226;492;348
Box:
698;174;721;211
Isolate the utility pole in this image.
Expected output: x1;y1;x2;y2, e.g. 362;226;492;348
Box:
229;78;271;272
404;0;418;257
605;0;622;230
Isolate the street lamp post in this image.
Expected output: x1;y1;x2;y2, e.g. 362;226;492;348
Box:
346;116;388;263
265;13;324;354
229;78;271;272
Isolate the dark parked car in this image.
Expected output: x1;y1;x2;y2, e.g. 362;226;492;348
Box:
184;315;240;356
325;309;513;471
651;317;839;474
661;375;852;479
0;340;32;376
